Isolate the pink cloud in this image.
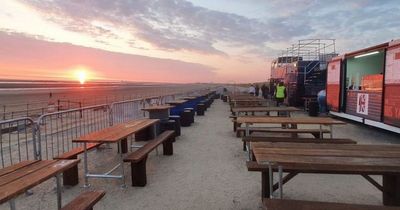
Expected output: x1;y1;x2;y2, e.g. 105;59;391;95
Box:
0;32;216;83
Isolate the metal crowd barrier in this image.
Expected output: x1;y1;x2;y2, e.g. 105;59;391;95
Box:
0;89;211;167
0;117;37;168
36;104;110;160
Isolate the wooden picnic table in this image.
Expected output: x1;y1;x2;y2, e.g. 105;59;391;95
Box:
231;106;300;116
230;99;267;108
142;105;174;120
237;116;346;159
237;116;345;138
236;116;345;125
252;142;400;206
0;159;80;209
72;118;159;187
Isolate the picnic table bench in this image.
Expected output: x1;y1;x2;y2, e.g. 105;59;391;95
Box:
251;142;400;206
61;190;105;210
231;106;300;116
0;159;80;209
230;107;300;131
263;199;399;210
236;116;345;139
236;127;331;138
124;130;175;186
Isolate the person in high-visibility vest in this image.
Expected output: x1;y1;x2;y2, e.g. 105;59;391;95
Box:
274;81;287;106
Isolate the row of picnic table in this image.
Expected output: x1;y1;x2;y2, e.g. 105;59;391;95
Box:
225;93;400;209
0;91;218;210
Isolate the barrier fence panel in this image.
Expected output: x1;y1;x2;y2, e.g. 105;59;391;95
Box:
0;118;37;168
36;104;110;160
110;99;144;125
162;95;175;104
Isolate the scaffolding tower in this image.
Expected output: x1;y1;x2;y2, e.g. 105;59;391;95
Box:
281;39;336;61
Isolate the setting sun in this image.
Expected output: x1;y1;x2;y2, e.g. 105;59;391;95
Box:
75;70;87;84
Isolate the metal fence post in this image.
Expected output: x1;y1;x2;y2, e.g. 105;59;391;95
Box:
33;122;40;160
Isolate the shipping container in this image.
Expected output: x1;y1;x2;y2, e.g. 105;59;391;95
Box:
327;39;400;134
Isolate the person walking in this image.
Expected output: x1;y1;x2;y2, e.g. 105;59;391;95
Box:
261;83;269;99
274;81;287;106
248;84;255;96
255;84;260;97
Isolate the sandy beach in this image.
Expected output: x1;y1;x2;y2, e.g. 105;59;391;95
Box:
0;82;213;119
1;99;399;210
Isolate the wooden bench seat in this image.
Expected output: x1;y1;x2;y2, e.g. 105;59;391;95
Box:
263;198;398;210
53;143;102;186
236;127;330;138
61;190;105;210
124;130;175;186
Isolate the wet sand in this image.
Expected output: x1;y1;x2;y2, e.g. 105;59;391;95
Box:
0;83;211;119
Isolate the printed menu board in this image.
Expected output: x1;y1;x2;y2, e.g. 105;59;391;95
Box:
326;59;341;111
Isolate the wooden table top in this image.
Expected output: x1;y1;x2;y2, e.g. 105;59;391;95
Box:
73;119;159;143
232;106;300;113
0;159;80;204
166;100;188;105
236;116;345;125
252;142;400;174
141;105;174;111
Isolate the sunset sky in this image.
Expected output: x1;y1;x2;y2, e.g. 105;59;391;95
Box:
0;0;399;83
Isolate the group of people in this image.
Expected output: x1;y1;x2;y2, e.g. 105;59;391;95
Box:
248;82;287;106
247;82;327;113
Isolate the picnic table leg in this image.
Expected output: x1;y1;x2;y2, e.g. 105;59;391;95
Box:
56;173;62;209
245;124;251;160
290;123;298;138
330;125;333;138
383;175;400;206
278;166;283;199
269;164;274;198
120;138;128;154
119;140;126;188
131;155;148;186
153;124;159;155
62;155;79;186
319;125;323;139
9;199;16;210
83;143;90;188
163;136;174;155
261;172;270;199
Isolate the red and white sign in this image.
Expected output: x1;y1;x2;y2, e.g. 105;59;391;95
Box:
385;46;400;84
357;93;369;115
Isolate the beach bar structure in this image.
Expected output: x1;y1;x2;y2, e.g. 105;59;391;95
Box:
270;39;337;106
327;39;400;133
